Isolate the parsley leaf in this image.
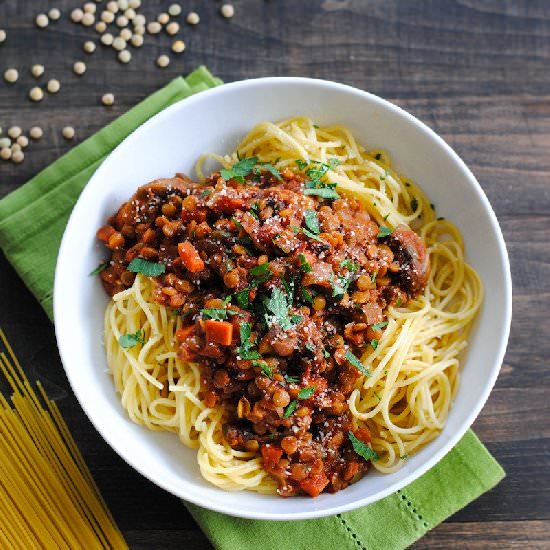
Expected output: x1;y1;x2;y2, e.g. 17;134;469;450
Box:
283;400;298;418
236;322;260;359
339;259;358;272
395;297;402;307
262;163;283;181
301;288;313;304
349;432;379;462
303;187;340;200
304;210;320;234
411;198;418;211
301;227;325;242
234;289;250;308
370;321;388;331
328;158;340;170
264;287;294;330
298;386;316;399
377;226;393;238
250;262;270;279
201;308;241;321
119;329;145;349
370;271;378;283
344;350;371;377
127;258;166;277
295;159;308;170
298;253;312;273
89;261;109;276
284;374;300;384
252;361;273;378
220;156;258;183
370;339;379;350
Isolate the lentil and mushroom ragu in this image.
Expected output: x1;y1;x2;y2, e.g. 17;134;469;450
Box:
97;163;429;497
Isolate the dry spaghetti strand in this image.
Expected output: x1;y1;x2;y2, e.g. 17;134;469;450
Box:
0;329;128;550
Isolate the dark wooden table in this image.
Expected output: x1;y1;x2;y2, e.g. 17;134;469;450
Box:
1;1;549;548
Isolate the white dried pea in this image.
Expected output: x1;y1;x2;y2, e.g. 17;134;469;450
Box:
31;64;45;78
147;21;161;34
84;40;96;53
0;137;10;148
133;14;145;26
7;126;22;139
17;135;29;148
29;126;43;140
101;10;115;23
133;25;145;36
83;2;96;14
156;54;170;68
116;15;128;27
221;4;235;18
186;11;200;25
35;14;49;28
0;30;6;43
106;1;118;13
73;61;87;75
81;12;95;26
119;28;132;41
29;87;44;102
102;93;115;106
124;8;136;20
4;68;18;83
157;12;169;25
70;8;84;23
62;126;75;140
47;79;61;93
168;4;181;17
118;49;131;63
0;148;11;161
12;150;24;164
118;0;129;9
101;33;114;46
171;40;185;53
128;0;141;8
131;34;144;47
48;8;61;21
112;36;126;51
166;22;179;35
95;21;107;33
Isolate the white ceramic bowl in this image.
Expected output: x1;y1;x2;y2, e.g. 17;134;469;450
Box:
54;78;512;520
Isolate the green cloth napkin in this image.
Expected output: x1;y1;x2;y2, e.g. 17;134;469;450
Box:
0;67;504;550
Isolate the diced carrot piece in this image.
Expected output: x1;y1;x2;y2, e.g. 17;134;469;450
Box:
96;225;116;242
299;472;329;497
205;320;233;346
178;241;205;273
175;325;195;342
354;427;372;444
261;445;283;468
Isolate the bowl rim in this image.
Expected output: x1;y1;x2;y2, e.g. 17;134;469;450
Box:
54;76;512;520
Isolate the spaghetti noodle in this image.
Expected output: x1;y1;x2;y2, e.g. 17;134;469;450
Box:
103;117;482;494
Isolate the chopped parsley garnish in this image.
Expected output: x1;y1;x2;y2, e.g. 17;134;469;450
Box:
283;400;298;418
370;339;379;350
220;156;258;183
332;270;356;298
236;322;260;359
250;262;270;279
400;454;409;461
249;201;260;220
383;213;390;221
411;198;418;211
377;226;393;238
306;163;330;182
200;188;212;198
313;124;319;129
349;432;379;462
371;321;388;331
264;287;297;331
374;391;381;401
234;289;250;308
301;288;313;304
328;158;340;170
304;210;320;234
340;259;358;272
298;253;312;273
295;159;308;170
127;258;166;277
370;271;378;283
303;186;340;200
298;386;316;399
252;361;273;378
89;261;109;276
344;350;371;377
284;374;300;384
395;297;402;307
261;163;283;181
305;342;315;353
119;329;145;349
379;169;390;181
301;227;325;242
323;349;330;358
200;308;241;321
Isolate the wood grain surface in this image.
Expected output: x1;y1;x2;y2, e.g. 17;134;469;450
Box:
1;1;549;548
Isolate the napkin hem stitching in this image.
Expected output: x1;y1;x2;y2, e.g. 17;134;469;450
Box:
336;513;368;550
397;489;429;529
